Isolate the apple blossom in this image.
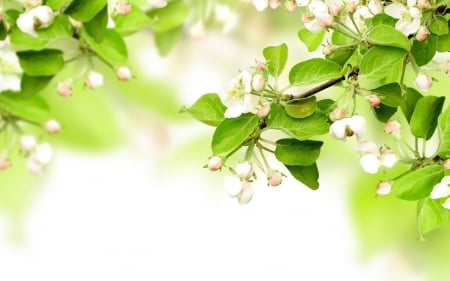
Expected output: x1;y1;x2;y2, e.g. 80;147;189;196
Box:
0;156;10;170
17;5;54;37
57;81;72;97
253;0;269;11
414;73;432;92
34;143;53;165
384;2;421;36
236;162;254;179
444;159;450;170
0;50;23;92
116;3;132;15
415;26;430;42
430;176;450;199
376;181;392;195
285;0;297;11
384;120;401;135
379;149;397;168
251;74;265;91
268;171;283;186
208;156;223;171
222;70;259;118
18;0;43;9
417;0;428;10
257;103;271;118
255;61;266;72
116;66;132;81
45;119;61;134
322;44;335;56
85;71;104;89
368;94;380;107
238;182;254;205
443;198;450;210
20;135;37;153
330;115;366;141
346;0;356;13
357;142;397;174
328;108;345;121
368;0;383;14
224;175;244;197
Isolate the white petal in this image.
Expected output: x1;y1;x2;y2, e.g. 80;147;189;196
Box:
360;154;381;174
430;182;450;199
385;3;408;19
329;118;348;140
17;13;37;37
441;176;450;185
148;0;167;8
224;99;245;118
253;0;269;11
2;74;21;92
238;182;253;205
242;94;259;114
224;176;243;197
442;198;450;209
357;141;378;155
380;150;398;167
34;143;53;165
304;19;324;33
348;115;366;141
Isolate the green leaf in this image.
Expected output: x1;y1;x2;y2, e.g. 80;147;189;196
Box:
285;163;319;190
153;26;183;56
438;107;450;158
316;99;335;113
113;4;152;35
289;58;342;85
20;75;53;98
429;16;449;35
392;165;444;201
331;30;354;45
284;96;317;118
371;83;403;107
84;4;108;43
417;198;449;240
263;43;288;77
326;46;356;66
400;87;423;123
267;104;329;140
183;93;226;127
275;139;323;166
371;13;397;27
0;92;50;123
64;0;107;22
81;28;128;66
411;35;437;66
211;113;259;156
17;49;64;76
46;0;73;9
372;103;397;122
410;96;445;140
298;28;325;52
359;46;407;89
147;0;189;33
0;20;7;41
437;34;450;51
367;25;410;51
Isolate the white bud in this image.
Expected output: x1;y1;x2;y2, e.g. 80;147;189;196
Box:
384;120;401;135
380;149;397;168
376;181;392;195
17;5;54;37
430;176;450;199
414;73;432;92
416;26;430;42
251;74;265;92
329;118;349;140
367;94;381;107
57;82;72;97
269;0;282;9
116;66;132;81
45;119;61;134
0;156;10;170
368;0;383;14
253;0;269;11
328;108;345;121
238;182;253;205
236;162;254;179
257;103;271;118
208;156;223;171
316;12;333;27
417;0;428;10
34;143;53;165
224;176;243;197
322;44;335;56
85;71;104;89
347;115;366;142
20;135;37;153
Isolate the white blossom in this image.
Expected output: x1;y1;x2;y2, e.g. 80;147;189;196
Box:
224;176;244;197
208;156;223;171
414;73;432;92
329;115;366;141
253;0;269;11
357;142;398;174
20;135;37;153
385;3;421;36
0;50;23;92
85;71;104;89
236;162;254;179
238;182;253;205
222;70;259;118
376;181;392;195
430;176;450;199
17;5;54;37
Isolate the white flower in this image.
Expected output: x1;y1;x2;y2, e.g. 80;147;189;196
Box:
222;70;259;118
236;162;254;179
17;5;54;37
251;74;265;91
329;115;366;142
359;153;381;174
20;135;37;153
0;37;11;50
238;181;253;205
224;176;244;197
34;143;53;165
414;73;432;92
358;142;398;174
148;0;167;8
253;0;269;11
85;71;104;89
385;3;421;36
430;176;450;199
0;50;23;92
368;0;383;14
303;0;332;32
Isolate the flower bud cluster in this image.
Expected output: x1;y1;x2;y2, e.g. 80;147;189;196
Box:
19;135;54;175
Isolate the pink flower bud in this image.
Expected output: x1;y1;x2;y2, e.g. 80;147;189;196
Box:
20;135;37;153
417;0;428;10
414;73;432;92
368;0;383;14
416;26;430;42
285;0;296;11
236;162;254;179
0;156;10;170
346;0;356;13
302;13;314;23
384;120;401;135
255;61;266;72
268;171;282;187
269;0;281;9
85;71;104;89
367;94;381;107
25;0;43;8
116;3;132;15
257;103;271;118
69;17;82;28
57;82;71;97
444;159;450;170
317;12;333;27
208;156;223;171
251;74;265;91
328;3;341;16
328;108;345;121
376;181;391;195
45;119;61;134
116;66;132;81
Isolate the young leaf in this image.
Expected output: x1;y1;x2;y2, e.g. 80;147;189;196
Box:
438;107;450;158
326;46;355;66
81;28;128;66
410;96;445;140
289;58;342;85
411;35;437;66
331;30;354;45
84;5;108;43
417;198;449;240
275;139;323;166
284;96;317;118
0;20;7;40
113;4;152;35
46;0;73;9
400;87;422;123
285;163;320;190
428;16;449;35
371;83;403;107
182;93;226;127
371;13;397;27
0;92;50;123
266;104;329;140
437;34;450;52
373;103;397;122
64;0;107;22
298;28;325;52
20;74;53;98
392;165;444;201
263;43;288;77
17;49;64;76
147;0;189;33
367;25;410;51
211;113;259;156
153;26;183;56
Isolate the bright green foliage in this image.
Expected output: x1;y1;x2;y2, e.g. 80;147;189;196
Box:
412;35;438;66
326;46;355;66
81;28;128;66
284;96;317;118
64;0;107;22
438;107;450;158
298;29;325;52
371;83;403;107
147;0;189;33
417;198;449;240
367;25;410;51
410;96;445;140
0;93;50;123
263;43;288;77
275;139;323;166
429;16;449;35
113;4;152;35
84;5;108;43
289;58;342;85
17;49;65;76
183;94;226;127
285;164;320;190
401;87;423;123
